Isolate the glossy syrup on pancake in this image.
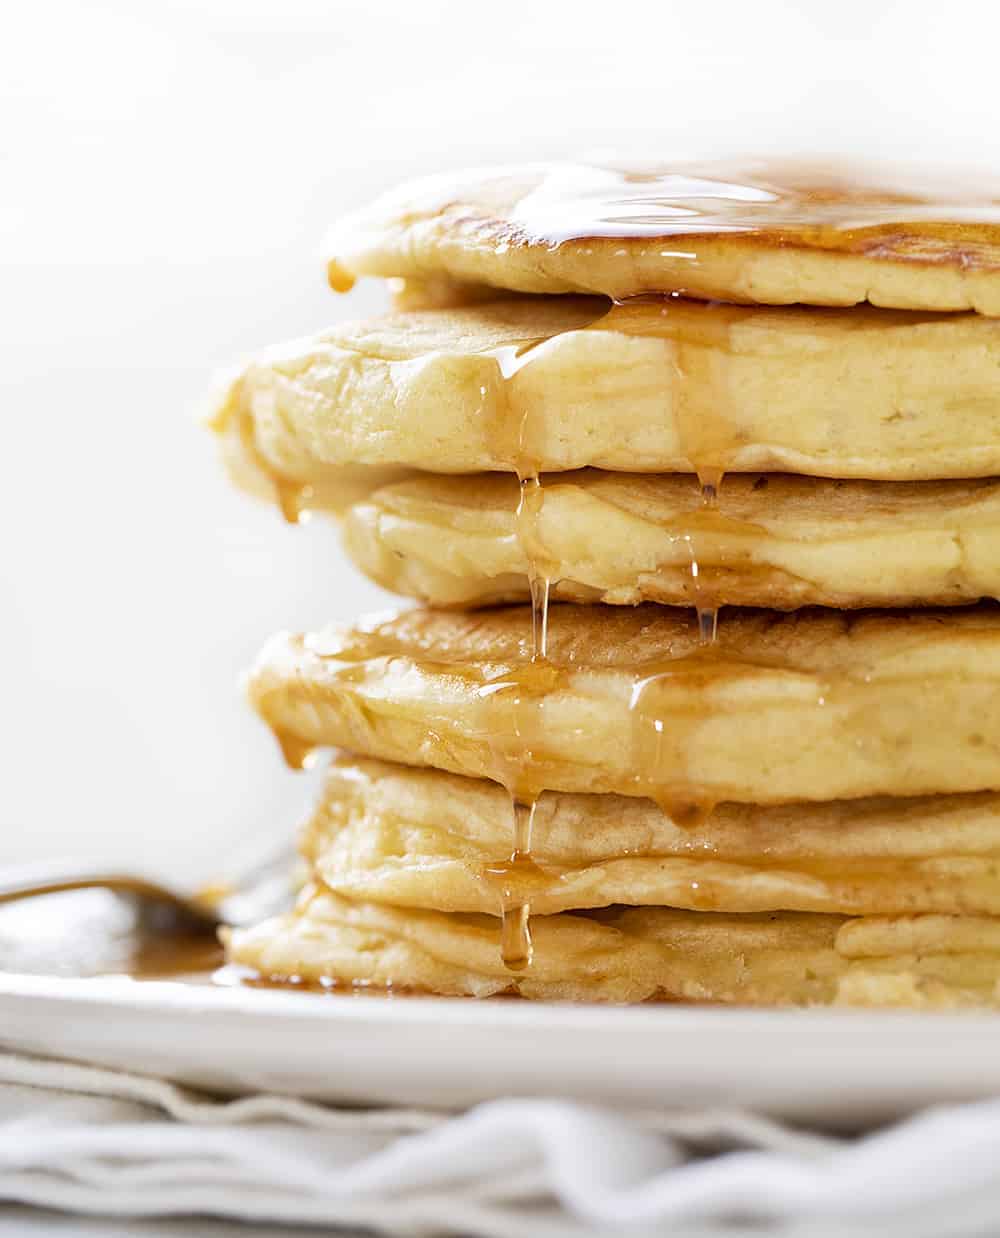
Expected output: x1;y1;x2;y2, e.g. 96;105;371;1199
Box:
508;159;1000;252
326;158;1000;313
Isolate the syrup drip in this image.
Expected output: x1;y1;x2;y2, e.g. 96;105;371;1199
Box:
516;475;552;659
478;668;552;971
498;902;532;971
599;295;744;640
626;650;734;828
619;305;731;821
690;471;724;646
276;482;315;526
623;286;754;814
699;475;721;506
491;799;538;970
489;336;562;647
530;573;551;660
482;338;571;969
276;731;317;771
623;329;732;822
695;591;718;645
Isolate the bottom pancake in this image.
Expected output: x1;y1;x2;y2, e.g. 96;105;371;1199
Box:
226;888;1000;1008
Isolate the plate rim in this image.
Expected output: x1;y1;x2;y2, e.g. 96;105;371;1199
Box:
3;968;1000;1038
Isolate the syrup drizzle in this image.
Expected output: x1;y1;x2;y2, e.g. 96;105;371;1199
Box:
626;648;733;829
482;338;565;968
479;301;743;963
517;476;552;660
262;295;795;964
276;730;317;772
478;642;553;971
493;799;538;970
477;665;550;970
270;300;756;962
692;471;723;644
229;404;315;526
622;307;728;827
276;481;312;525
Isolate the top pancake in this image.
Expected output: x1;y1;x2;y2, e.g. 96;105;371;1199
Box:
325;159;1000;314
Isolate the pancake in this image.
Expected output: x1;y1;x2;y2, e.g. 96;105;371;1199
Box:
324;159;1000;314
208;297;1000;501
344;470;1000;610
226;889;1000;1007
248;604;1000;808
308;757;1000;918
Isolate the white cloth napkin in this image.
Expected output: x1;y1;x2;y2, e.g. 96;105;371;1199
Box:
1;1052;999;1238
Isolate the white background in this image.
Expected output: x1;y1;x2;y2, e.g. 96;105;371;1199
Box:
3;0;1000;883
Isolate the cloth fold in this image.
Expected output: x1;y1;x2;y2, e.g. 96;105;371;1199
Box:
0;1051;996;1237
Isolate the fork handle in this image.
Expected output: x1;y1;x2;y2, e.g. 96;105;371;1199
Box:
0;861;216;925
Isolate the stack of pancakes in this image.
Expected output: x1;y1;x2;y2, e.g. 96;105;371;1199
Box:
210;159;1000;1006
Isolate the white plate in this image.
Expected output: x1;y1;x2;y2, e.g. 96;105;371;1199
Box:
3;969;1000;1126
1;894;997;1127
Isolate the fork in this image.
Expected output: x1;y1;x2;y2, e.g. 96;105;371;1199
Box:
0;835;296;933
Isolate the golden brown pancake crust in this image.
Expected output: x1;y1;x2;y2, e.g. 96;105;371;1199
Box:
325;159;1000;313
